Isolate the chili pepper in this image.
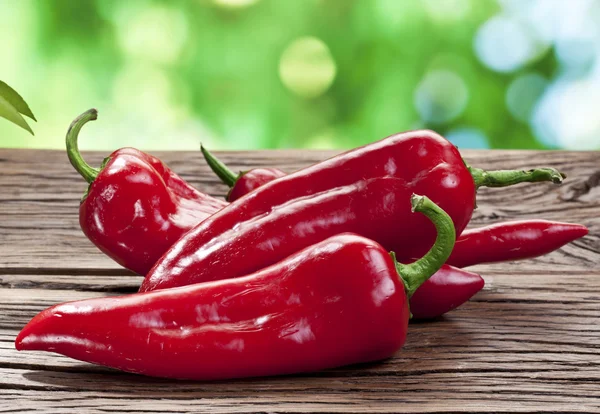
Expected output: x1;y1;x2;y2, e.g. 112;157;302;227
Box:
448;220;589;268
202;148;586;267
200;149;585;318
196;156;487;318
142;169;485;317
200;144;564;213
410;266;483;319
16;195;455;380
140;176;473;293
410;220;587;318
186;139;563;272
66;109;228;275
141;144;564;292
201;145;285;201
201;149;586;265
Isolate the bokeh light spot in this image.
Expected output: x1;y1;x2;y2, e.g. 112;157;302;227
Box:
112;63;174;120
212;0;260;8
474;15;546;73
117;6;188;65
279;37;337;99
414;70;468;124
306;128;338;150
446;127;490;149
373;0;416;32
532;78;600;150
555;37;596;69
423;0;471;23
506;73;547;123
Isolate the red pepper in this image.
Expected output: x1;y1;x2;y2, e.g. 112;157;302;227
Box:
410;266;484;319
190;141;562;271
201;145;286;201
201;144;566;212
448;220;589;268
411;220;588;318
16;195;455;380
138;172;485;319
142;138;566;292
140;176;458;291
66;109;228;275
200;149;586;318
203;148;587;267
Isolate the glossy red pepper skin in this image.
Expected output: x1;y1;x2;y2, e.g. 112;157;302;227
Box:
409;220;588;318
228;168;286;201
16;234;412;380
80;148;228;275
202;149;583;270
141;177;454;291
198;132;482;266
67;110;228;275
410;267;484;319
448;220;589;268
194;138;563;268
137;173;483;318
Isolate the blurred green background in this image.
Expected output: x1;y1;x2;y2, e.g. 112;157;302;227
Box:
1;0;599;150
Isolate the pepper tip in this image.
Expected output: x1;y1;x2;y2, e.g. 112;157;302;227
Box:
14;329;28;351
554;170;567;183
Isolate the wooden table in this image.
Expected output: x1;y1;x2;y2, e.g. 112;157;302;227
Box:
1;149;599;413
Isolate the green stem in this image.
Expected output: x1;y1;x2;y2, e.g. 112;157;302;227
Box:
394;194;456;298
201;145;239;188
469;166;565;189
65;109;100;183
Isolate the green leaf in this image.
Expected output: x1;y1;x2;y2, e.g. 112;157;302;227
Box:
0;94;34;135
0;81;36;121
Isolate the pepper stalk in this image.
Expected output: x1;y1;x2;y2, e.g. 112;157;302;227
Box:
65;108;100;184
393;194;456;298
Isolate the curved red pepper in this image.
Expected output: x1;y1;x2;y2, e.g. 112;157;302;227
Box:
138;170;484;318
16;196;455;380
448;220;589;268
410;267;484;319
202;150;587;268
142;140;565;293
200;149;587;318
140;176;455;291
67;109;228;275
143;134;561;291
194;141;562;265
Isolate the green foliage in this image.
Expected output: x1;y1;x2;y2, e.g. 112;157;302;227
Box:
0;81;35;134
0;0;596;150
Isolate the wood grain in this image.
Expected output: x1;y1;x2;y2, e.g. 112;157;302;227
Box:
0;149;599;413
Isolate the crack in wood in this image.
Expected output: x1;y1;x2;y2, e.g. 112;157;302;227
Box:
560;169;600;201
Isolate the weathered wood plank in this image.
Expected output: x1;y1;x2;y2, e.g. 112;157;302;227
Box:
0;149;598;273
0;274;140;292
2;324;600;413
1;388;598;413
